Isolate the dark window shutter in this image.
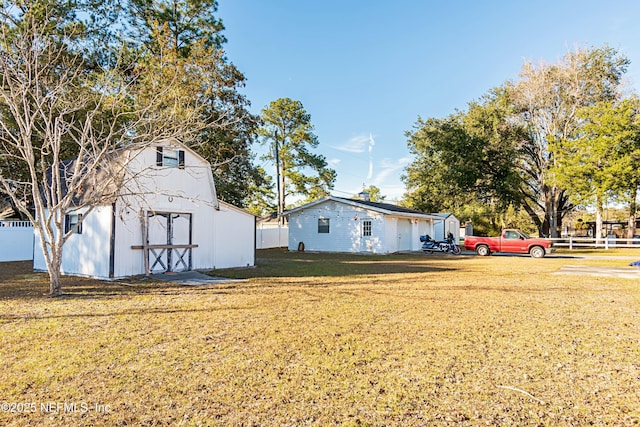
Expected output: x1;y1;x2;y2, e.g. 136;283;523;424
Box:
156;147;163;166
64;215;70;233
77;213;83;234
178;150;185;169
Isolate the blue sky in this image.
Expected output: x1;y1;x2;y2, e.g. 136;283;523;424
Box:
217;1;640;202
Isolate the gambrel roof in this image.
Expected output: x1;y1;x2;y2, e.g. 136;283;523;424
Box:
43;138;219;209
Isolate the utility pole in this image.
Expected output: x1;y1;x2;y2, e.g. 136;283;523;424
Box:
274;129;283;225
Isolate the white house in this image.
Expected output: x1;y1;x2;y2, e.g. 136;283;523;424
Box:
285;196;440;253
432;213;461;243
33;139;255;279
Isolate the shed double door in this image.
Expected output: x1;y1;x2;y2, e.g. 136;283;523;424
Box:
147;212;193;273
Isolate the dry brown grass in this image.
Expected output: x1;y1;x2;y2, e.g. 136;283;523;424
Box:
1;249;639;426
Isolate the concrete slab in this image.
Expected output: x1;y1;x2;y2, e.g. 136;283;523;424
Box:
554;265;640;279
150;271;246;286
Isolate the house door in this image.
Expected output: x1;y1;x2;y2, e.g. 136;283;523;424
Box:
361;219;373;252
397;219;412;251
146;212;193;273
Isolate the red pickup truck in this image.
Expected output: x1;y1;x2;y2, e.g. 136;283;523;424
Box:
463;229;554;258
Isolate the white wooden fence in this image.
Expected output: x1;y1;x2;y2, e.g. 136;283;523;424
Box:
0;220;34;262
256;225;288;249
550;236;640;249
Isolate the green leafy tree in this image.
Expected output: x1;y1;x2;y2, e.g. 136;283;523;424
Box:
405;46;630;238
121;0;267;208
125;0;226;54
404;114;474;213
259;98;336;220
0;0;97;214
552;98;640;238
403;89;522;221
509;46;629;237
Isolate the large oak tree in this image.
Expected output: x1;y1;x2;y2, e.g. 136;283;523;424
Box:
404;46;632;237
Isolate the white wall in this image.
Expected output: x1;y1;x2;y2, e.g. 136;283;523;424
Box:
0;221;33;262
33;207;113;277
212;202;255;269
287;200;435;254
414;220;431;250
288;201;386;253
109;144;255;277
384;217;397;253
433;215;461;243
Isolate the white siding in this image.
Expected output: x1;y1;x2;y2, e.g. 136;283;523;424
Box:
288;201;386;253
34;206;112;277
36;141;255;279
212;202;255;269
110;145;255;277
112;207;145;277
433;214;461;243
287;199;439;254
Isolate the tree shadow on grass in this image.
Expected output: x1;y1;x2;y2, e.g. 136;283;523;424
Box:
0;261;236;301
213;248;468;279
0;250;469;300
0;302;257;322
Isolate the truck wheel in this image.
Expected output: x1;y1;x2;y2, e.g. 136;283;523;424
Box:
530;246;545;258
476;245;490;256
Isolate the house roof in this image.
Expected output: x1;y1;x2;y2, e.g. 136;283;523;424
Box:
218;200;257;217
43;157;122;208
284;196;440;220
432;212;459;220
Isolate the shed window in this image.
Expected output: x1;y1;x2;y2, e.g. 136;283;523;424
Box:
65;213;83;234
156;146;185;169
362;220;372;236
318;218;330;234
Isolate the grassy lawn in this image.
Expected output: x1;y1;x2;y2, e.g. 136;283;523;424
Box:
1;250;639;426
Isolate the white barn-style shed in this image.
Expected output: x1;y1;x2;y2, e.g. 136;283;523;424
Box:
33;139;255;279
285;196;440;253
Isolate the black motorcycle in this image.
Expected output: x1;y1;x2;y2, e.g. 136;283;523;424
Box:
420;232;461;255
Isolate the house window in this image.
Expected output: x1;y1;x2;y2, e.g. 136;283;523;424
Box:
65;213;83;234
362;220;372;236
156;146;185;169
318;218;330;233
